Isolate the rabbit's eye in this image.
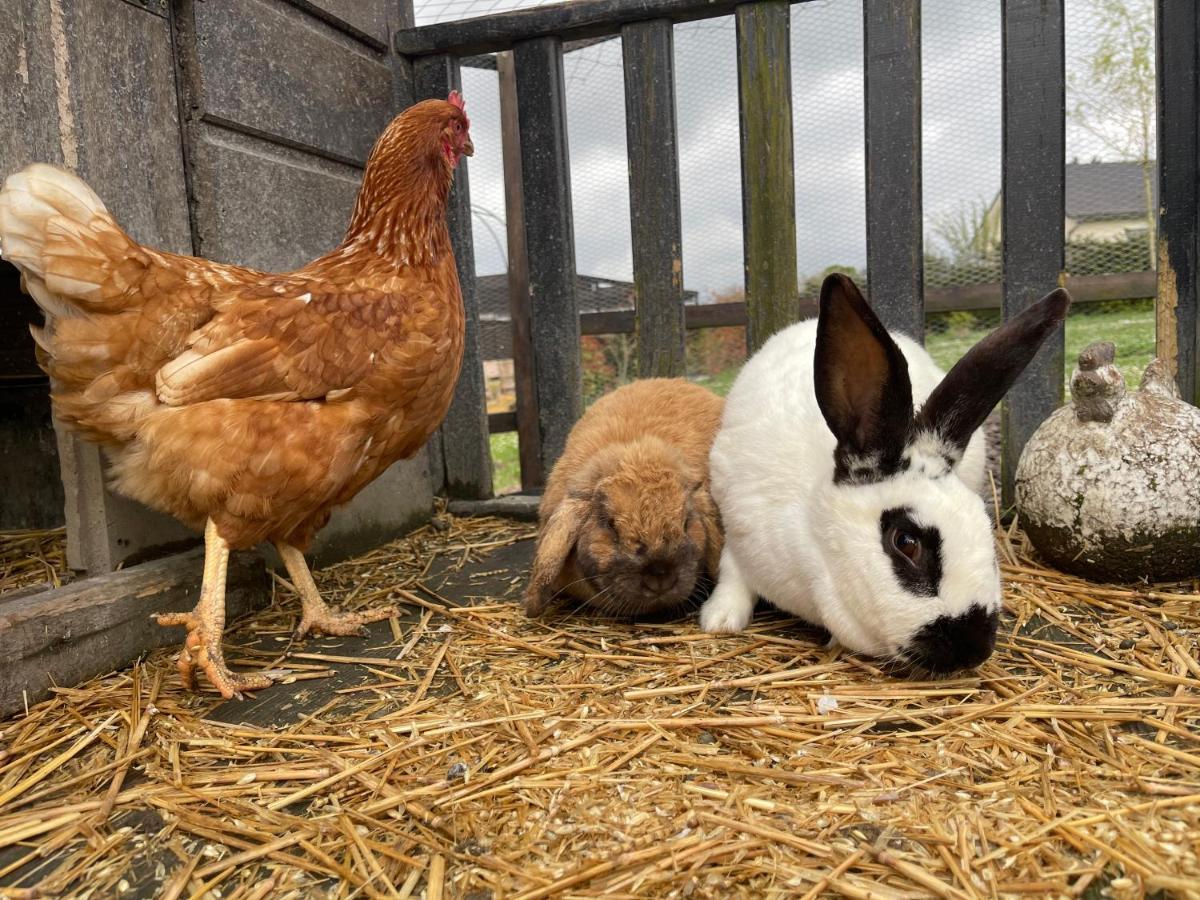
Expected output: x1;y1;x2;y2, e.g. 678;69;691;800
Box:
893;530;921;562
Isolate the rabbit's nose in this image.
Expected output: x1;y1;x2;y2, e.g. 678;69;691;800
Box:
641;560;678;594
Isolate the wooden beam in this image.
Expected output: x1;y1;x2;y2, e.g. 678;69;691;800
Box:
414;55;494;499
568;272;1153;340
623;18;686;377
514;37;581;474
0;548;268;718
863;0;923;340
736;1;799;351
497;52;544;491
1156;0;1200;405
395;0;818;58
1000;0;1066;506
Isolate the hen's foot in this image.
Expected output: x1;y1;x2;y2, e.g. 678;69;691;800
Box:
154;518;273;700
277;541;397;640
155;610;274;699
294;602;399;640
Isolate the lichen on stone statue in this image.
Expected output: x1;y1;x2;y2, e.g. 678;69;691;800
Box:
1015;341;1200;582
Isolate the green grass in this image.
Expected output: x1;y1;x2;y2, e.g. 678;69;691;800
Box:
489;301;1157;495
926;299;1157;388
489;430;521;495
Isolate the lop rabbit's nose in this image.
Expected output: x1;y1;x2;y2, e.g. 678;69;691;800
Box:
641;560;678;594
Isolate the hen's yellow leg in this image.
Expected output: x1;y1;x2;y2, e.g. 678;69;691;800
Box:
155;519;273;699
277;543;397;639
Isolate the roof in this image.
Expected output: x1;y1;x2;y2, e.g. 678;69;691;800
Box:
1065;161;1158;222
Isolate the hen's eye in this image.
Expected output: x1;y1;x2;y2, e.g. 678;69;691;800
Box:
893;530;921;562
453;121;462;133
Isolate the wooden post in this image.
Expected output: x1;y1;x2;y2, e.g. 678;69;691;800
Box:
1156;0;1199;406
736;1;799;351
497;51;544;491
863;0;923;340
1000;0;1066;506
623;18;687;377
413;55;494;499
513;36;581;475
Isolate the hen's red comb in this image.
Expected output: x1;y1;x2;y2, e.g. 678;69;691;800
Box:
448;90;466;111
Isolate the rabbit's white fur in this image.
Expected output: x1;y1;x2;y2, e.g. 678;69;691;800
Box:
703;319;996;661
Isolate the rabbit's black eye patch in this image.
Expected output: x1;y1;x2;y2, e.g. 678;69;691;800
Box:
880;507;942;597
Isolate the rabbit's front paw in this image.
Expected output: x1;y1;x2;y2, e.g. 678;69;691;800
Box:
699;584;755;634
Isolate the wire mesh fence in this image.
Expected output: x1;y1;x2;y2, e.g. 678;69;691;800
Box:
412;0;1161;492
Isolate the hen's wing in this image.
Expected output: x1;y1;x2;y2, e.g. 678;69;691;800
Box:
155;280;428;406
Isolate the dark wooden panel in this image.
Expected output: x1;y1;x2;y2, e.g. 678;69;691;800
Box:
497;51;544;491
736;1;799;351
285;0;390;49
1156;0;1199;406
623;19;687;377
0;0;63;175
514;36;581;474
193;125;362;270
0;382;63;528
1001;0;1066;505
396;0;822;56
489;410;518;432
864;0;923;340
415;55;493;499
194;0;394;165
0;548;268;719
64;0;192;253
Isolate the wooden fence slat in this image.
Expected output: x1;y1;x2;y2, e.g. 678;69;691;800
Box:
513;36;581;475
496;51;545;491
1000;0;1066;506
395;0;818;57
623;18;687;377
736;0;800;351
413;55;494;499
1156;0;1199;406
863;0;923;340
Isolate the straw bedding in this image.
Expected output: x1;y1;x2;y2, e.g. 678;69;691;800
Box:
0;515;1198;898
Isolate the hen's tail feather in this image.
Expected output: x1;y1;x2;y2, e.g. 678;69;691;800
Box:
0;163;134;313
0;165;163;445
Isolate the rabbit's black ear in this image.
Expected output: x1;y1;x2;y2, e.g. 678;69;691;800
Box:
814;273;914;483
916;288;1071;459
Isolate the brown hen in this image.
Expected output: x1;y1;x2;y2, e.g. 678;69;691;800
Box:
0;93;474;698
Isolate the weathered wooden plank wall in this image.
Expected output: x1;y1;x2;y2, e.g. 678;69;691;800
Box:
414;54;494;500
0;0;430;569
736;1;799;351
1000;0;1066;506
496;51;544;491
1156;0;1199;406
623;19;687;378
513;36;581;476
863;0;924;340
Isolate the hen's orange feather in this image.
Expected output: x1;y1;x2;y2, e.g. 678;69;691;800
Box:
0;97;472;550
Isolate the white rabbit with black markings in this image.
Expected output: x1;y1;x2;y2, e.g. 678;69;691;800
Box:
702;274;1070;673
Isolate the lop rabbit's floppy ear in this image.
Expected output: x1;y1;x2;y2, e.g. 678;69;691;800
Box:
814;274;914;482
524;497;589;617
691;481;724;580
916;288;1072;458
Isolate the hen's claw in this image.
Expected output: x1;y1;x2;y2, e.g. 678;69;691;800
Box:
155;610;274;700
278;541;397;641
294;604;398;640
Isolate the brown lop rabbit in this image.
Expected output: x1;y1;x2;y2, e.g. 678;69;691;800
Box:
525;378;725;618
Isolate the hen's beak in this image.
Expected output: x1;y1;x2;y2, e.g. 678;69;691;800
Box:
461;137;475;158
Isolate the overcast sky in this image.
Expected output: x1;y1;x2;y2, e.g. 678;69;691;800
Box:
423;0;1147;301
